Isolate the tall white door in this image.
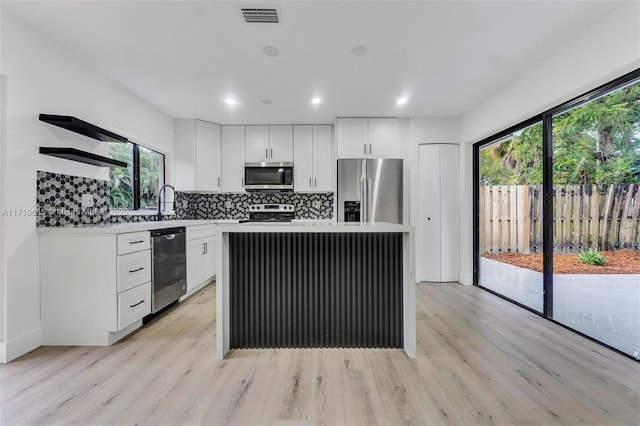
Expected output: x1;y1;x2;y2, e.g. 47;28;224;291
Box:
418;144;459;282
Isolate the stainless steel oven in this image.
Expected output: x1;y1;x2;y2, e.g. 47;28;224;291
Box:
150;227;186;313
244;162;293;192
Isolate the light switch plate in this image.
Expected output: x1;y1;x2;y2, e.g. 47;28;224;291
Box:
313;200;321;209
225;201;232;209
81;193;94;207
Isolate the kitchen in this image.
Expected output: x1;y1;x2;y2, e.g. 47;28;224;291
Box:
1;1;639;425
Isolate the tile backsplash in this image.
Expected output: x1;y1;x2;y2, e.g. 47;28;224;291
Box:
37;171;333;226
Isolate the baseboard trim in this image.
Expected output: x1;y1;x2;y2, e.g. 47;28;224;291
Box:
0;327;42;363
459;273;473;286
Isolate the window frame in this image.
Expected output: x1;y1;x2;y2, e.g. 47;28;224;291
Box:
473;67;640;360
111;142;166;212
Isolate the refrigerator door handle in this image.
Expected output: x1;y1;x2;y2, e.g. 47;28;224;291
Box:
361;177;368;223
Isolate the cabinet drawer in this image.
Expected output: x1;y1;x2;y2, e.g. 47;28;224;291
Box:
118;282;151;330
117;231;151;255
117;250;151;293
187;224;216;241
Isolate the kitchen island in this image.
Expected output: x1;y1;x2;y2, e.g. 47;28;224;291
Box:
216;222;415;359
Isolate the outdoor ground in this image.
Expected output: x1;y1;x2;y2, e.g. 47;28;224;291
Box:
483;249;640;274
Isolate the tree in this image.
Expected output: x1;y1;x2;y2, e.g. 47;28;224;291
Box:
480;81;640;185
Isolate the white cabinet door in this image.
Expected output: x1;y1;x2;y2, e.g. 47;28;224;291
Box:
173;119;196;191
202;235;216;280
293;125;313;192
368;118;400;158
187;238;204;292
337;118;368;159
221;126;246;192
195;120;221;191
269;125;293;162
313;125;333;191
438;145;459;282
245;125;270;163
418;144;459;282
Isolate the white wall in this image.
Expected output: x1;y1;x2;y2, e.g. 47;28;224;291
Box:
0;11;174;362
457;2;640;286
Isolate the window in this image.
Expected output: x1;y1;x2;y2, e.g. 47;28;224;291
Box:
474;68;640;359
109;142;165;211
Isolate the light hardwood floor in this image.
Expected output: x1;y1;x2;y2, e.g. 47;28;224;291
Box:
1;282;638;425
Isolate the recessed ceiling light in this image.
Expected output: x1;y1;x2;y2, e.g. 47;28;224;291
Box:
263;46;280;57
224;98;239;105
396;97;408;105
261;99;273;105
350;45;368;56
312;98;322;105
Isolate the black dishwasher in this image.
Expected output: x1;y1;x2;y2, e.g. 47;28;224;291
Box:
150;227;186;313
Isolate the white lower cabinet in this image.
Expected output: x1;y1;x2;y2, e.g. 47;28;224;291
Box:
117;282;152;330
40;231;152;346
185;225;216;296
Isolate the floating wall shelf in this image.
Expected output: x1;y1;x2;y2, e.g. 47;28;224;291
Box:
39;114;129;143
39;147;128;168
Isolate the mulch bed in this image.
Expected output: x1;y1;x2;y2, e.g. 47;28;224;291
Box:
483;249;640;274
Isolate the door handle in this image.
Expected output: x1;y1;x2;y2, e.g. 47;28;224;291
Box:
369;143;372;155
270;148;273;158
309;177;312;188
218;177;220;187
363;144;366;154
130;300;145;308
314;177;317;187
128;267;144;273
265;148;268;159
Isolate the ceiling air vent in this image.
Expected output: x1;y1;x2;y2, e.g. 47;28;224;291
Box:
241;8;279;23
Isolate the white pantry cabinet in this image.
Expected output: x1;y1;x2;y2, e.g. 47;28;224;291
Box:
185;225;216;297
293;124;334;192
417;144;459;282
221;126;246;192
337;117;401;159
245;125;294;163
40;231;152;346
174;119;222;192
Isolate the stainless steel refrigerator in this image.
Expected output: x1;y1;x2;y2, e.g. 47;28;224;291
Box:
337;158;403;224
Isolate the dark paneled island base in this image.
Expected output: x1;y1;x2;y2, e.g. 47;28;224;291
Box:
229;232;403;349
216;222;416;359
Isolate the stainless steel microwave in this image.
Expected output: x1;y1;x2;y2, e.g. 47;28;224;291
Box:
244;162;294;192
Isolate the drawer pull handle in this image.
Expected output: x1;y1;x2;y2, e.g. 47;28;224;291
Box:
130;300;145;308
129;240;145;244
129;267;144;273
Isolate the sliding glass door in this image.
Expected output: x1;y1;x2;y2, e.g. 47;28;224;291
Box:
474;69;640;359
551;80;640;357
478;122;544;312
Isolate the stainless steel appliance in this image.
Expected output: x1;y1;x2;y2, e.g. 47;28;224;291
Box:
239;204;295;223
244;162;293;192
337;158;403;224
150;227;186;313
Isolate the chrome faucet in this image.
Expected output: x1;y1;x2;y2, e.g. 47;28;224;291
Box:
157;184;175;221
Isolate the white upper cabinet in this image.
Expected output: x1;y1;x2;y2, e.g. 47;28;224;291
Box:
367;118;400;158
245;125;270;162
293;125;313;191
173;119;221;192
245;125;294;163
269;125;293;162
221;126;246;192
294;125;334;193
313;125;334;191
337;117;401;159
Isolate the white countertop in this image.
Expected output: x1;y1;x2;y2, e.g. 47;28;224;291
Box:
36;219;231;234
218;221;413;233
36;220;411;234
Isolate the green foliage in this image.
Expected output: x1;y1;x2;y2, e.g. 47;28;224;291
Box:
109;143;133;209
109;143;163;210
578;247;607;266
480;81;640;185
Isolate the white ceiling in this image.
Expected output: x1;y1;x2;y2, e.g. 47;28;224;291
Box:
2;1;623;124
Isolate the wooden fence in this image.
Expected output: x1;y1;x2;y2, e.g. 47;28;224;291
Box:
479;184;640;254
